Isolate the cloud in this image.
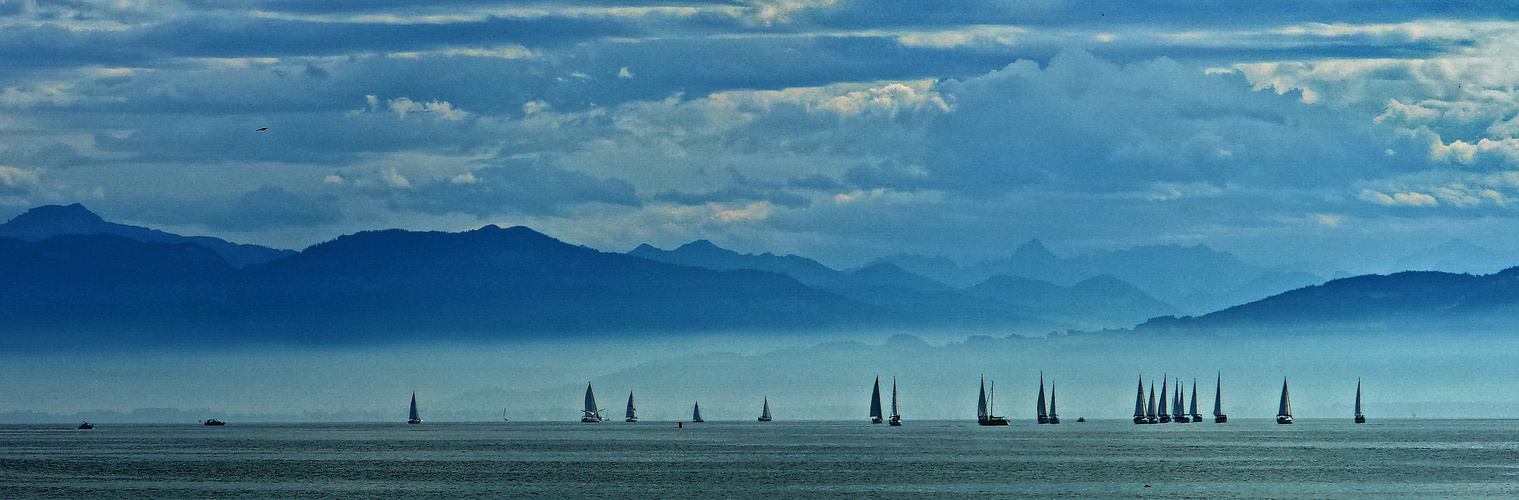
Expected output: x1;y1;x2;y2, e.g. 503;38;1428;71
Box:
396;158;639;217
0;165;39;195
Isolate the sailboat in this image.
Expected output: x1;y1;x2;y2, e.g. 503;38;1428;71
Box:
1189;378;1202;423
582;383;603;423
408;392;422;424
1146;382;1158;423
1213;372;1228;423
869;376;884;424
625;391;638;423
692;402;704;423
758;397;773;422
1173;379;1190;423
1276;378;1293;424
1133;377;1148;424
977;376;1009;425
1036;372;1049;424
1048;384;1060;424
1157;377;1171;423
1354;378;1366;423
888;377;902;426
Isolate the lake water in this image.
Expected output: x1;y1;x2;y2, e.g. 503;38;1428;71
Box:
3;419;1518;498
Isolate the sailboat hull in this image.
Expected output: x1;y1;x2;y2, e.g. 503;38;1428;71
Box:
1190;414;1202;422
407;419;421;424
871;417;883;424
1173;415;1190;423
977;417;1009;426
1133;417;1148;424
1214;415;1228;423
625;417;637;422
888;416;901;426
1355;415;1366;423
1276;416;1293;424
1048;416;1059;424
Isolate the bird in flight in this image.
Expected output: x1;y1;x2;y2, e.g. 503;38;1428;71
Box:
256;127;268;131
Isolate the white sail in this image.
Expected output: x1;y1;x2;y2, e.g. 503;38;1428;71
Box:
1189;379;1200;417
1213;373;1223;417
891;378;899;418
1147;383;1156;418
869;377;884;420
1278;379;1292;417
1049;384;1057;419
625;392;637;420
1036;372;1048;420
1158;378;1169;418
978;376;989;418
1134;377;1146;418
1355;379;1363;416
583;383;600;420
1174;379;1185;417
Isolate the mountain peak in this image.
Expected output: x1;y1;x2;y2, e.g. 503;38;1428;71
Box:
6;203;108;230
1013;238;1057;261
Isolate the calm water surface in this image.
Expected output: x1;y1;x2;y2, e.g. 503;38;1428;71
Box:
3;420;1518;498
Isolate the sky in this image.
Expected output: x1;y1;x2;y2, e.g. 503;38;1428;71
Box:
4;0;1519;271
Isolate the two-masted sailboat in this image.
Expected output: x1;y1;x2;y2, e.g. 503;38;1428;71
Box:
692;402;704;423
1276;378;1293;424
408;392;422;424
758;397;772;422
582;383;603;423
1173;379;1190;423
1213;372;1228;423
1355;378;1366;423
977;376;1009;425
869;377;885;424
625;392;638;423
888;377;902;426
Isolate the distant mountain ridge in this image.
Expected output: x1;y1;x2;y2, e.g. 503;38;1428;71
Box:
872;239;1326;315
627;240;1177;331
0;204;294;267
1137;268;1519;332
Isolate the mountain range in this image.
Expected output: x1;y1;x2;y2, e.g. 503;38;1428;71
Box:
870;239;1325;315
5;203;1519;346
0;204;293;267
629;240;1176;330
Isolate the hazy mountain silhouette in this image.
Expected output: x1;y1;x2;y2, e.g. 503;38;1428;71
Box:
965;274;1178;328
628;240;845;288
628;240;1074;329
0;204;294;267
876;239;1325;314
1137;268;1519;332
1395;239;1519;275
